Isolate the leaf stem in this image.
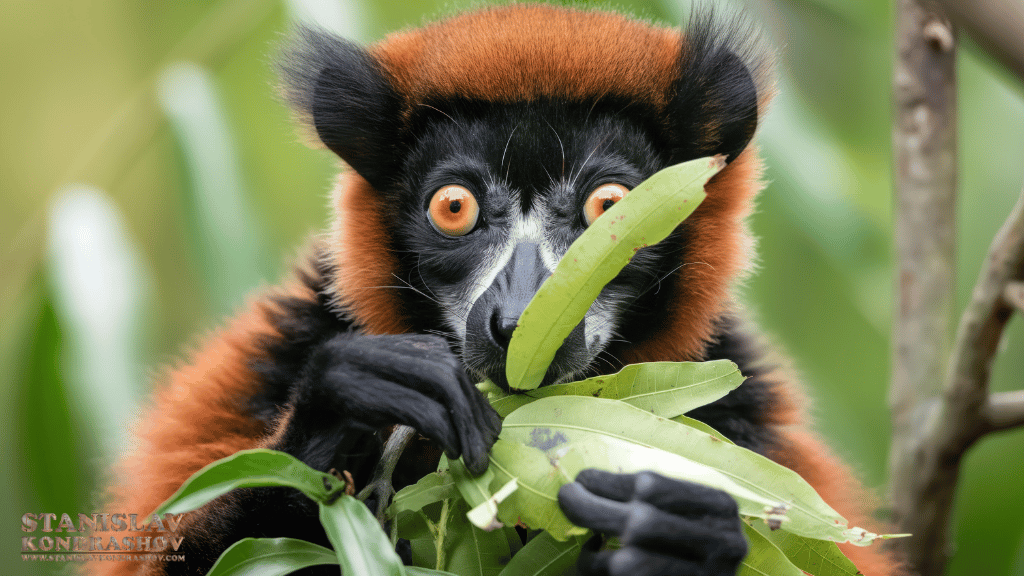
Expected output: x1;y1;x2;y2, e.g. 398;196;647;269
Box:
435;499;451;571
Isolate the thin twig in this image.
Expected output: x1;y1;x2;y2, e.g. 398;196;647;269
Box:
1003;281;1024;312
986;390;1024;432
944;187;1024;417
933;0;1024;85
356;425;417;527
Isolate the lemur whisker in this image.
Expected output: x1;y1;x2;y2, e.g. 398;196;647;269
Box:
418;103;460;127
501;123;521;178
543;118;566;178
569;136;612;191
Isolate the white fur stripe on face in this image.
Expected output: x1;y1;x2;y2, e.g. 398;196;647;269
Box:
444;193;617;379
444;201;559;339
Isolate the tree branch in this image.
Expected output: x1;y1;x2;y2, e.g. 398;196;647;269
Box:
987;390;1024;432
889;0;957;572
1003;281;1024;312
933;0;1024;85
896;182;1024;576
944;186;1024;417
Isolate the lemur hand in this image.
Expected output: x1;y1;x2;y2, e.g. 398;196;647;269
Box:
298;333;501;474
559;469;748;576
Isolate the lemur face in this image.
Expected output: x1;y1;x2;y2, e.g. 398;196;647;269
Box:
386;99;686;390
282;7;767;388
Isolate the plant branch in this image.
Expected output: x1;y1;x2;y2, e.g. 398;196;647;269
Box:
944;186;1024;422
895;181;1024;576
933;0;1024;85
889;0;958;574
987;390;1024;432
1004;281;1024;312
356;425;417;527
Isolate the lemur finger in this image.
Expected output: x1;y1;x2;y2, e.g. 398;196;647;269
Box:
330;370;463;459
605;547;705;576
342;336;496;468
572;469;638;502
346;336;497;436
618;502;746;560
576;469;739;518
558;482;632;535
577;546;613;576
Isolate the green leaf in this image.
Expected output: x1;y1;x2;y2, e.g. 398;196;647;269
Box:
157;62;273;317
156;449;342;515
450;456;521;531
17;295;96;515
393;510;435;542
406;568;460;576
410;536;439;569
750;521;861;576
496;532;586;576
500;396;875;543
491;361;743;418
206;537;338;576
670;414;735;443
389;472;459;518
443;499;513;576
319;494;406;576
47;188;148;460
486;439;588;541
450;457;497;509
738;524;805;576
506;157;723;390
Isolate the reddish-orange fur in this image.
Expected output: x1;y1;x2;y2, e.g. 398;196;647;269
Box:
376;5;682;116
329;171;411;334
90;5;899;575
86;282;314;576
772;431;904;575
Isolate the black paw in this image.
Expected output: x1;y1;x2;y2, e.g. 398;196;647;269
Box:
297;333;501;474
558;470;748;576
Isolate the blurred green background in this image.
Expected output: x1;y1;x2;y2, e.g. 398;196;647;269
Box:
2;0;1023;574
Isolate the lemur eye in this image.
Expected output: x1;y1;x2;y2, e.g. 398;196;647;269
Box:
583;183;629;225
428;185;480;237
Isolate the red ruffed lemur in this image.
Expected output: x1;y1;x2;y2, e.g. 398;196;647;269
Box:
91;4;900;576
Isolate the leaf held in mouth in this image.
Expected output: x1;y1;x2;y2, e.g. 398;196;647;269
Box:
505;156;724;391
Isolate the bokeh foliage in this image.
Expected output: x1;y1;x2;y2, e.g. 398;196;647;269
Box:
1;0;1022;574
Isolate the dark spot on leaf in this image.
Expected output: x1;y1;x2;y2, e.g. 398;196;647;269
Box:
528;428;568;451
610;234;617;241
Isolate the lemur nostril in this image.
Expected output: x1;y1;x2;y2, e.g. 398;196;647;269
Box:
489;309;518;349
487;307;512;348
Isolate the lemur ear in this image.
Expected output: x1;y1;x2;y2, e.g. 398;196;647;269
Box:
279;27;404;189
665;12;761;165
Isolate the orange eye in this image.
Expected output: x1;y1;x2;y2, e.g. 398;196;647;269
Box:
428;185;480;237
583;183;629;225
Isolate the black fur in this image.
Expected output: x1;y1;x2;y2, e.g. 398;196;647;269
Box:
689;315;785;455
278;27;405;190
666;7;765;164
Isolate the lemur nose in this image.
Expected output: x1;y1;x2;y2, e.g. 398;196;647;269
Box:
489;310;519;349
